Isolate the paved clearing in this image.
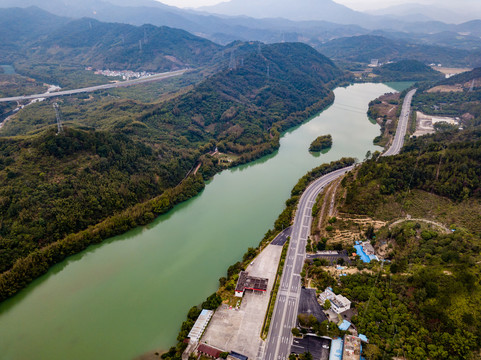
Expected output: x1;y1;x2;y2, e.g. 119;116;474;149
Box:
200;244;282;360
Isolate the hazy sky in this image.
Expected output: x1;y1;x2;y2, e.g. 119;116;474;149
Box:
157;0;481;12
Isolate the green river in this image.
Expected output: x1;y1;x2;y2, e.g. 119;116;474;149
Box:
0;82;411;360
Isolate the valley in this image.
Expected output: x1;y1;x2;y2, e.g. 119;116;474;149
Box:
0;1;481;360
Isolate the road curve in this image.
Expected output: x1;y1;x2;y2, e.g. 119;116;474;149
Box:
264;165;354;360
382;88;417;157
264;88;416;359
0;69;188;103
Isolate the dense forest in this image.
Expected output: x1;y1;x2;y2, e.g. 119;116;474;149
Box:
140;42;345;160
344;129;481;213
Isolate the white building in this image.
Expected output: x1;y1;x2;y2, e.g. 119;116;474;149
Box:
187;309;214;342
319;287;351;314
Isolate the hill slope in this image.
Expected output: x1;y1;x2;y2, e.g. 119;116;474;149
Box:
373;60;444;81
142;42;344;155
33;18;222;71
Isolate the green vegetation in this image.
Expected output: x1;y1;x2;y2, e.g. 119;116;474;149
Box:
32;18;222;73
0;73;47;98
0;41;346;303
411;68;481;127
0;7;222;91
326;125;481;359
344;129;481;213
317;35;476;68
373;60;444;82
309;134;332;152
262;238;289;339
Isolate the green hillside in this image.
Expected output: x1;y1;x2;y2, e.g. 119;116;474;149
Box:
336;129;481;359
33;19;223;72
0;7;223;90
0;41;345;301
317;35;476;67
373;59;444;81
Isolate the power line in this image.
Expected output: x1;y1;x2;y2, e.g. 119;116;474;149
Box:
53;102;63;134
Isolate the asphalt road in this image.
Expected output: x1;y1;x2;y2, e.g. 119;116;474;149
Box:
271;227;292;246
382;88;417;157
264;166;354;360
0;69;188;103
264;88;416;359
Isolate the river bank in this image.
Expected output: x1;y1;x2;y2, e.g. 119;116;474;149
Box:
0;83;410;360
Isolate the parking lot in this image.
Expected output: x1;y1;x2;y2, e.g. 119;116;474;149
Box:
200;244;282;360
291;335;331;360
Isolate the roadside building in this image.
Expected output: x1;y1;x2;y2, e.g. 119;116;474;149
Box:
354;241;378;263
187;309;214;342
197;343;223;359
338;320;351;331
329;338;344;360
342;335;362;360
234;271;268;297
319;287;351;314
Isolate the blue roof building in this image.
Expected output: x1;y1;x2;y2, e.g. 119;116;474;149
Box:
338;320;351;331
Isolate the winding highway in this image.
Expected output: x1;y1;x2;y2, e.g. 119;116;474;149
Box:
263;88;417;360
0;69;188;103
264;166;354;360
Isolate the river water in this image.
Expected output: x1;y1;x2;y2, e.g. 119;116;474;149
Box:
0;83;410;360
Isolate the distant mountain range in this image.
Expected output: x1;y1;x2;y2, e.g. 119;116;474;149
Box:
1;0;480;48
0;7;222;73
368;3;480;24
199;0;367;24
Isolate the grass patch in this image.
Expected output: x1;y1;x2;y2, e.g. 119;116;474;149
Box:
262;239;289;339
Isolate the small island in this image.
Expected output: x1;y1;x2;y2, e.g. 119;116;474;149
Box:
309;134;332;152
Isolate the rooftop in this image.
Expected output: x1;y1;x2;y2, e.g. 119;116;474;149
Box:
329;338;343;360
197;343;222;358
187;309;214;342
342;335;362;360
338;320;351;331
235;271;268;293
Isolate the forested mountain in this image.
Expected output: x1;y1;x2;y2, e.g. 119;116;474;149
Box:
141;42;344;156
317;35;480;68
0;41;346;300
0;8;222;73
33;18;222;72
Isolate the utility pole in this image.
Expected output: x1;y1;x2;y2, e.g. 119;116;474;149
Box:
229;51;236;70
